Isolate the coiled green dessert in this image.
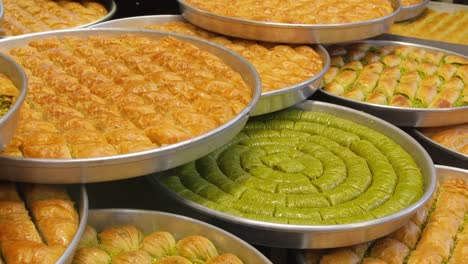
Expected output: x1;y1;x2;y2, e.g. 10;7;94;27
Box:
162;109;424;225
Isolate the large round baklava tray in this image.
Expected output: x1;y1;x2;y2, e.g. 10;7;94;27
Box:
74;209;271;264
0;0;116;37
177;0;401;44
319;40;468;127
152;101;436;249
92;15;329;115
0;28;261;184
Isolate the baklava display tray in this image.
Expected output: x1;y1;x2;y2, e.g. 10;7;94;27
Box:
0;28;261;184
0;0;116;38
92;14;330;116
319;40;468;127
394;0;429;22
0;52;27;152
150;100;436;249
294;165;468;264
81;209;271;263
176;0;401;44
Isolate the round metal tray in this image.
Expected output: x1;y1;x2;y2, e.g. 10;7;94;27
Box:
293;164;467;263
86;209;271;264
91;14;330;116
0;0;4;22
0;28;261;184
177;0;401;44
79;0;116;28
59;185;88;264
151;100;437;249
0;52;27;152
394;0;430;22
318;40;468;127
413;127;467;169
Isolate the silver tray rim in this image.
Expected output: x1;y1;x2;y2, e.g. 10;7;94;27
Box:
90;14;331;115
77;0;117;28
155;100;436;234
86;208;272;264
57;185;89;264
0;0;4;22
413;127;468;161
0;28;261;183
395;0;430;22
177;0;401;29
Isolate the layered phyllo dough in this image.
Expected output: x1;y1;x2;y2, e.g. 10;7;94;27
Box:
0;74;19;117
162;109;424;225
323;43;468;108
0;34;251;159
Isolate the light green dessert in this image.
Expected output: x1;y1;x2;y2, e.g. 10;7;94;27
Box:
161;109;424;225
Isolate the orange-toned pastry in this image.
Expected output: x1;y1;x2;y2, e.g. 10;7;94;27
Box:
145;21;323;93
422;124;468;156
183;0;394;24
390;8;468;45
0;73;19;117
401;0;424;6
0;0;108;36
0;35;252;159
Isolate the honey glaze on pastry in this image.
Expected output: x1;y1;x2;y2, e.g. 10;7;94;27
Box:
72;225;244;264
0;73;19;117
401;0;425;7
422;123;468;156
323;43;468;108
0;35;251;159
183;0;394;24
145;21;324;93
0;182;79;264
0;0;108;36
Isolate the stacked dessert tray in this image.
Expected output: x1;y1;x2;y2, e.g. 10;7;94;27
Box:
0;0;466;263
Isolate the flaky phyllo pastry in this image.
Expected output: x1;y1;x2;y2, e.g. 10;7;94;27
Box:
0;182;79;264
183;0;394;24
0;35;251;159
302;177;468;264
145;21;323;92
0;73;19;117
72;225;244;264
422;123;468;156
0;0;108;36
162;109;424;225
323;43;468;108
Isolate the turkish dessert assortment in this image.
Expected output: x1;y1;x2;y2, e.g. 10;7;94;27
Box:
145;21;324;93
301;176;468;264
390;8;468;45
0;0;108;36
323;43;468;108
0;74;18;117
182;0;394;24
162;109;424;225
421;124;468;156
0;183;79;264
0;35;251;159
73;225;244;264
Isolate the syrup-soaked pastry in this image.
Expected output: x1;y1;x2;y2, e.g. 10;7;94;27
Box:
162;109;424;225
300;178;468;264
390;9;468;45
139;231;175;259
183;0;394;24
176;235;219;263
423;123;468;156
98;225;144;256
144;21;323;93
0;35;252;159
111;250;152;264
155;256;192;264
1;241;64;264
72;247;111;264
0;73;19;117
323;44;467;108
0;0;108;36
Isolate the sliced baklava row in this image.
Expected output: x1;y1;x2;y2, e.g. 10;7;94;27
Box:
0;0;108;36
303;177;468;264
0;182;79;264
0;34;251;159
73;225;243;264
323;43;468;108
145;21;323;92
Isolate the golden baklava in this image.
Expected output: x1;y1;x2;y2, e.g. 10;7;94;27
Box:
183;0;394;24
73;225;244;264
323;43;468;108
0;182;79;264
303;177;468;264
401;0;425;7
145;21;323;92
0;74;19;117
390;8;468;45
422;124;468;156
0;35;251;159
0;0;108;36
